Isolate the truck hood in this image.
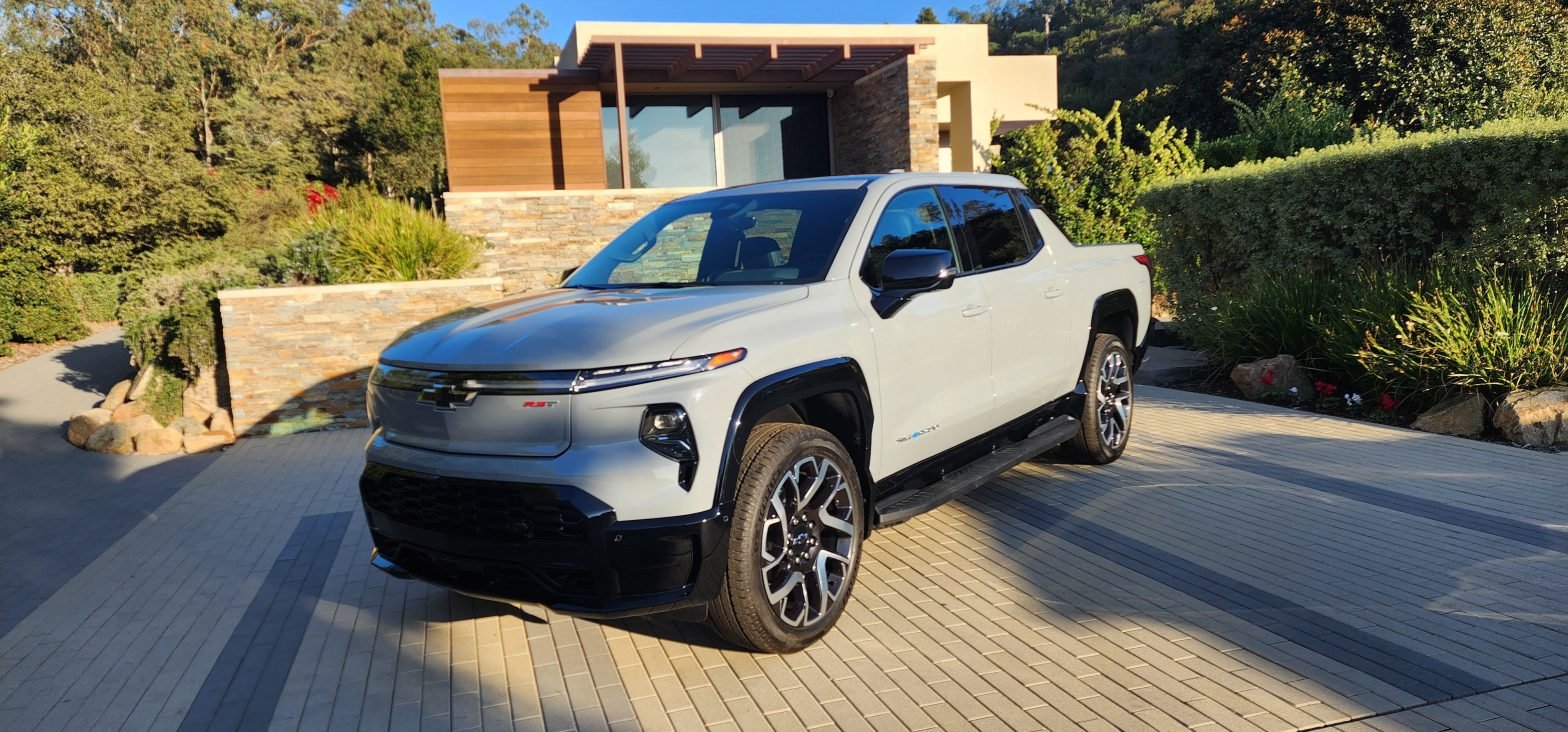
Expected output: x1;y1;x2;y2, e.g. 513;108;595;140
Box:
379;285;806;371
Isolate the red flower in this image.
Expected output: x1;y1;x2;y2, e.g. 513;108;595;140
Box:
1379;393;1397;412
304;183;337;214
1259;369;1276;386
1313;380;1338;398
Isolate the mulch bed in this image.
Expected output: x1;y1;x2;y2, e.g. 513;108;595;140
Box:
0;322;118;372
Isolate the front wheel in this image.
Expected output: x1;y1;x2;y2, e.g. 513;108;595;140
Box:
1061;333;1134;464
708;423;865;653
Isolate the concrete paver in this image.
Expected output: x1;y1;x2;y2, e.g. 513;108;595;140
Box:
1;376;1566;731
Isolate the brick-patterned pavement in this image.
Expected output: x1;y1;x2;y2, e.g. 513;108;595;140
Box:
2;382;1567;731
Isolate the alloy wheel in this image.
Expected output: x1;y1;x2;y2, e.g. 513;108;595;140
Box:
759;455;857;628
1096;351;1132;449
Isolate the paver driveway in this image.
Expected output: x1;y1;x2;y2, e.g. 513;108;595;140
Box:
1;371;1566;730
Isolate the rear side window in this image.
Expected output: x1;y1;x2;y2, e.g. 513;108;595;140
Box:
943;186;1035;270
860;186;961;288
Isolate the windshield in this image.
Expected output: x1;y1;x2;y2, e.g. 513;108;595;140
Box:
566;188;866;288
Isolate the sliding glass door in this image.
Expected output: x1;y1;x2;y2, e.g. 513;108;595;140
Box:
603;93;830;189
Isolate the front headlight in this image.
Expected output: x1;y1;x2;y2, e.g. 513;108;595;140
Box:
570;348;746;393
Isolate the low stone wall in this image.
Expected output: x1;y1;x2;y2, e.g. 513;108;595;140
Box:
218;277;505;436
445;188;707;292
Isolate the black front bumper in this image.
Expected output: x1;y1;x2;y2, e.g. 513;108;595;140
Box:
359;463;732;618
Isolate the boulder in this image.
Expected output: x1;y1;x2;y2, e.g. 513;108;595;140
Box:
170;416;207;439
1411;392;1486;437
85;423;137;455
110;400;148;423
182;369;221;422
206;408;235;437
67;408;114;447
184;431;236;453
100;380;133;411
1494;388;1568;447
134;426;185;455
1230;355;1315;401
121;414;162;439
126;366;155;402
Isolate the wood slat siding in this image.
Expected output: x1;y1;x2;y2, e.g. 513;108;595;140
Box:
440;73;606;191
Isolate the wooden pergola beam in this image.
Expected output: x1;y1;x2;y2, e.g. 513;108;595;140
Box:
735;44;777;81
802;44;851;81
665;43;702;81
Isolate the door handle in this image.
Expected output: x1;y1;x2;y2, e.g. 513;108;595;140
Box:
961;304;991;318
1044;287;1065;299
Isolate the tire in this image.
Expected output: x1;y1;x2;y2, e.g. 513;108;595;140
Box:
1061;333;1134;465
708;423;865;653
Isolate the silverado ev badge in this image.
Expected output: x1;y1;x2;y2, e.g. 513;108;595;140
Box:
416;384;478;411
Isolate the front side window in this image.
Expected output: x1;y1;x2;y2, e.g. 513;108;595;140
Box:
568;189;865;288
860;187;961;289
943;186;1035;270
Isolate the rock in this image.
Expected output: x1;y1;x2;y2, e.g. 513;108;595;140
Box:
134;426;185;455
126;366;155;402
121;414;162;439
67;408;114;447
100;380;133;411
170;416;207;439
1494;388;1568;447
182;369;221;422
1229;354;1315;401
110;400;148;423
1412;392;1486;437
85;423;136;455
207;408;234;436
184;431;236;453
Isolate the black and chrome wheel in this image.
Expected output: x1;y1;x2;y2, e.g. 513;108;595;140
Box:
709;423;864;653
1062;333;1134;464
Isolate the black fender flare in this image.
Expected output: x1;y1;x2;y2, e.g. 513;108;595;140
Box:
1084;288;1143;370
711;357;875;512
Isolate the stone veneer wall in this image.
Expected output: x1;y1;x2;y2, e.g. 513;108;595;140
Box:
831;55;940;175
218;277;504;436
445;188;708;292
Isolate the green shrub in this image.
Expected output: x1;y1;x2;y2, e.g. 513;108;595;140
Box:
121;256;265;377
995;102;1201;269
0;248;89;344
1143;117;1568;302
1197;84;1356;168
63;273;122;322
139;364;186;425
274;189;482;284
1358;268;1568;396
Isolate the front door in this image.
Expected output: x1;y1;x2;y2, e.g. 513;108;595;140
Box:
853;186;995;477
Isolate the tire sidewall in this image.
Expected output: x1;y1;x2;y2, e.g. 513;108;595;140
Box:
1080;335;1133;463
726;428;865;652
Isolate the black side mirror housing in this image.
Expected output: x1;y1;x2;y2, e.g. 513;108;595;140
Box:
872;248;956;318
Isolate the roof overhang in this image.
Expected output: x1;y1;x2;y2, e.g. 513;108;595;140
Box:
577;35;933;85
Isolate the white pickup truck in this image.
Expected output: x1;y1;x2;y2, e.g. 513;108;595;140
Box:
360;172;1152;652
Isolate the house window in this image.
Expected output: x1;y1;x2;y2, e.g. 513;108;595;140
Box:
604;94;831;189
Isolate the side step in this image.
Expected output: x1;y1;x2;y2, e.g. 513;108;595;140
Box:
873;416;1080;527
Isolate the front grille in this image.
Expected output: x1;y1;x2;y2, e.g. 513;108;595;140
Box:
361;469;588;543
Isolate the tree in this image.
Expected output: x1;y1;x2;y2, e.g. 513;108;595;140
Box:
916;7;941;23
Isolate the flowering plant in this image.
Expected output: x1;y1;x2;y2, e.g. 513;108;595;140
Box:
1259;369;1276;386
1313;380;1338;398
304;182;340;214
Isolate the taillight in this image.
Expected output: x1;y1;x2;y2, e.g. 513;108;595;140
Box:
1133;253;1151;268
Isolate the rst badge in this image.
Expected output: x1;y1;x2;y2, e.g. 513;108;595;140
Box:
519;400;560;409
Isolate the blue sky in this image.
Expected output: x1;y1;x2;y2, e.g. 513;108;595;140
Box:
430;1;941;45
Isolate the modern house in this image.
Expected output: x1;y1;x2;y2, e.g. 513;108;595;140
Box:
439;21;1058;291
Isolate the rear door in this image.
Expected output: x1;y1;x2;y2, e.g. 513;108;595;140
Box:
940;186;1079;423
854;185;995;474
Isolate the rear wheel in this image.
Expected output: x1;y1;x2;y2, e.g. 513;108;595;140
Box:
1061;333;1133;464
709;423;864;653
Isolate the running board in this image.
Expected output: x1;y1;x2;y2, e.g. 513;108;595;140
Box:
873;416;1080;527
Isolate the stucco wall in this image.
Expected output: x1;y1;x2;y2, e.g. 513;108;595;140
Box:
831;56;940;175
445;188;706;292
217;278;505;436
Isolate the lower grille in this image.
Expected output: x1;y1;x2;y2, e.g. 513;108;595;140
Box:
361;468;588;543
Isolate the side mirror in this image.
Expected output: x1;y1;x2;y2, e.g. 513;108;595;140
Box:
872;249;956;318
558;265;581;285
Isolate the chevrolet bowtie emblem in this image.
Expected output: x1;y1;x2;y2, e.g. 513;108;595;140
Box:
417;384;478;411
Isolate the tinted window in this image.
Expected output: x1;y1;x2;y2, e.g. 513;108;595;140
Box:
944;187;1034;270
567;189;865;287
860;187;961;289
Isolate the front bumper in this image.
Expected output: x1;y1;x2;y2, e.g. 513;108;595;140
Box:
360;462;732;618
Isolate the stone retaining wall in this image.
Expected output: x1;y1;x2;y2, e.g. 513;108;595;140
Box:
445;188;707;292
218;278;504;436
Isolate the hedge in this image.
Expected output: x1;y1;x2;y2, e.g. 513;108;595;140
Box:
1141;117;1568;301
